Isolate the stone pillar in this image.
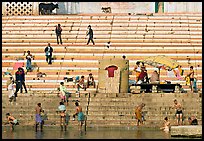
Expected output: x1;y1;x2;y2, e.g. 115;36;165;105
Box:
67;2;72;14
98;58;129;93
32;2;39;15
2;2;6;16
158;2;164;13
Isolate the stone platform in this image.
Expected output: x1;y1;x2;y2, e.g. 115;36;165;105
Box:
171;125;202;138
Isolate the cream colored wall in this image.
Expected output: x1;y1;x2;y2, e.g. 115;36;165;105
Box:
79;2;155;13
164;2;202;13
2;2;202;16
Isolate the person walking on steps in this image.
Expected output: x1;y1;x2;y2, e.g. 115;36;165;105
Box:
86;25;95;45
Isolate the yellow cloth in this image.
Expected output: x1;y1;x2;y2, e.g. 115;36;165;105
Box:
135;108;142;121
178;67;183;76
185;76;190;85
136;72;140;81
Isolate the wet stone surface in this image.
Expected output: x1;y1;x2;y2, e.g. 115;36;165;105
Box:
2;126;201;139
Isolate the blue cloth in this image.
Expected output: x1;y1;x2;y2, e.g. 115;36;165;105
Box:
65;92;71;101
75;76;80;82
36;114;42;123
13;119;18;124
129;80;136;85
58;105;66;111
65;113;70;125
193;78;197;91
78;112;85;121
4;72;11;75
26;59;32;70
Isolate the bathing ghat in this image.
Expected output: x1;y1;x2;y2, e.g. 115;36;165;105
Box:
2;91;202;137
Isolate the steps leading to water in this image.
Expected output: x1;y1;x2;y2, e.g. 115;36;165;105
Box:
2;92;202;128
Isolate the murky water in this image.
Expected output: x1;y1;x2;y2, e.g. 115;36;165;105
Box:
2;126;197;139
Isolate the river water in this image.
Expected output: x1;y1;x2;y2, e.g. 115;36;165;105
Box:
2;126;197;139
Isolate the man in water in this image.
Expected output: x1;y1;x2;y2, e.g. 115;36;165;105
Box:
160;117;170;132
6;113;19;131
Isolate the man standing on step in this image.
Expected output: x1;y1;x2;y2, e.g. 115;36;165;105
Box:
35;103;44;132
19;67;28;94
55;24;63;45
172;99;183;126
59;82;71;106
7;76;16;105
73;102;85;131
44;43;53;65
57;102;67;131
86;25;95;45
14;67;23;97
135;103;145;126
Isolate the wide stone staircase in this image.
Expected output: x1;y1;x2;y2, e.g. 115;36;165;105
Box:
2;13;202;93
2;92;202;128
2;13;202;129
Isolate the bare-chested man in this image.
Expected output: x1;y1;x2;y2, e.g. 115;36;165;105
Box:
172;99;183;125
73;102;85;131
187;66;194;92
35;103;43;131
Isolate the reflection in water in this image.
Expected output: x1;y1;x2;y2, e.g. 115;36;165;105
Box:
59;130;70;139
35;131;44;139
163;131;171;139
2;126;199;139
2;128;17;139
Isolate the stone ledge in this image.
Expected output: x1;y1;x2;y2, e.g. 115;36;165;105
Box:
171;125;202;138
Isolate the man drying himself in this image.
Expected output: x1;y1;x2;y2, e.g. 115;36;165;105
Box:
35;103;44;132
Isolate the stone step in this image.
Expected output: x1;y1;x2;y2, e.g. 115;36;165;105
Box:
2;93;202;127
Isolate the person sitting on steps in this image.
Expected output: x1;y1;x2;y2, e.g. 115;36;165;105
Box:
76;76;86;93
87;73;96;88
